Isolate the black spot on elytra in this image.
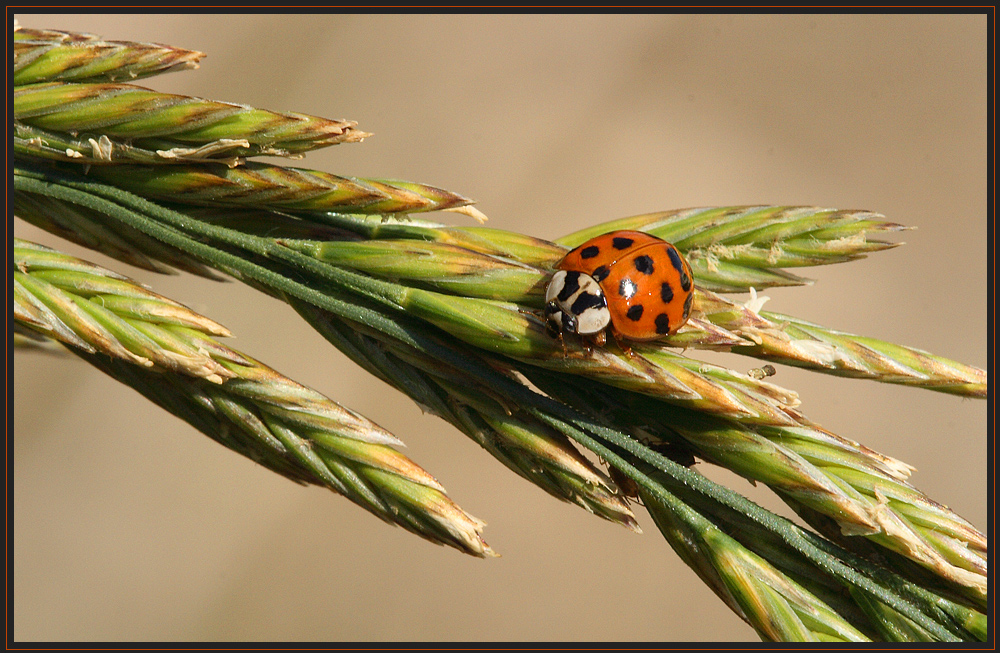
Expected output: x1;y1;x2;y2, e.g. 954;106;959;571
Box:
660;281;674;304
626;305;644;321
612;236;634;250
571;291;606;315
618;277;638;299
592;265;610;283
634;255;655;275
667;247;692;291
655;313;671;335
580;245;600;260
683;293;693;321
667;247;684;272
557;271;580;302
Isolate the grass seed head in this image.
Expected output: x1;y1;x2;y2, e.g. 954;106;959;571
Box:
14;27;204;85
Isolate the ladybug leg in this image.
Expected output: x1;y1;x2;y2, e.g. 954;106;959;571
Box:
610;328;634;357
580;330;604;355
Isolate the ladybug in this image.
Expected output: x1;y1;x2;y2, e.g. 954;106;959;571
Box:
544;230;694;345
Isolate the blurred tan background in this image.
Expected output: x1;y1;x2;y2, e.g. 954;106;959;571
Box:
13;14;987;642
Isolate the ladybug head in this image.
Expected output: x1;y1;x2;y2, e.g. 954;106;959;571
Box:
544;270;610;337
